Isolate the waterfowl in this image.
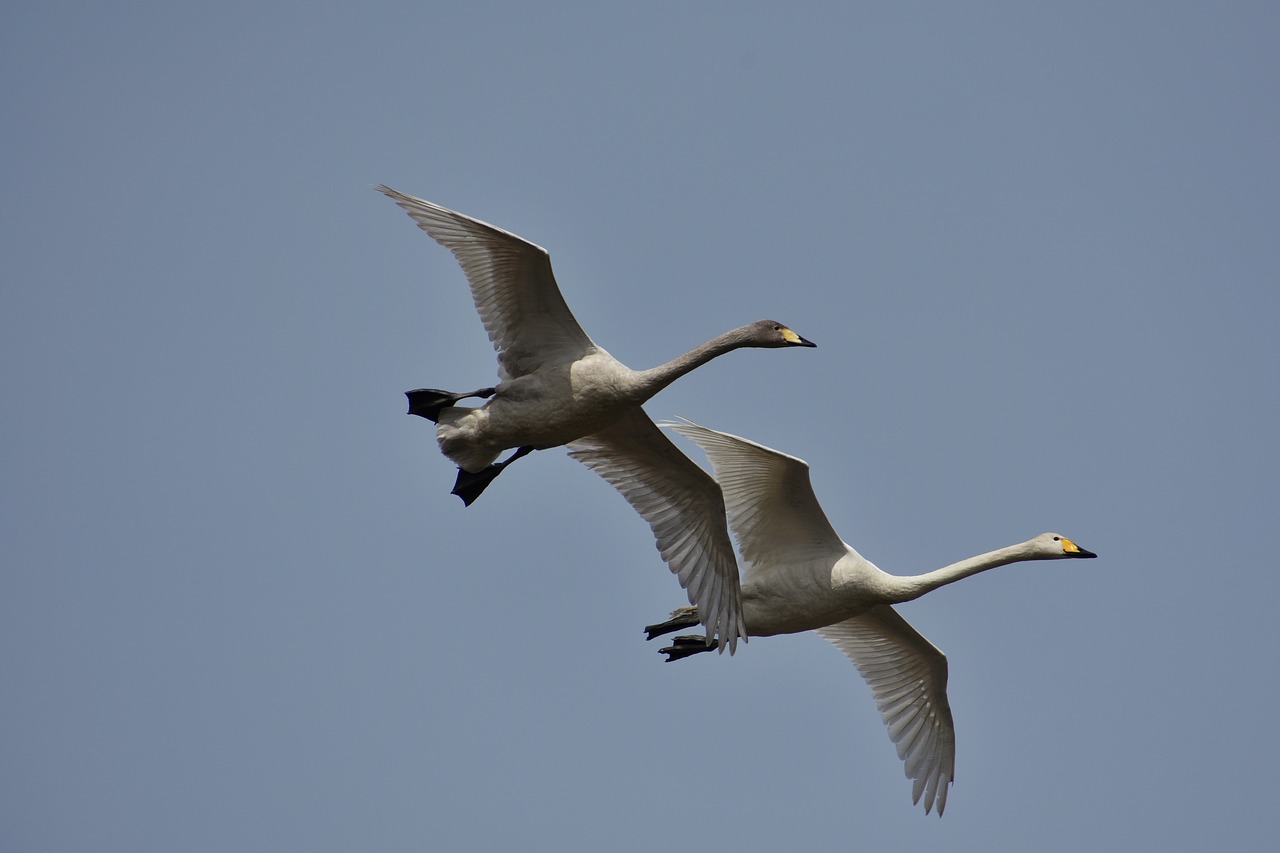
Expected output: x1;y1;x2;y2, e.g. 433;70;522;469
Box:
380;186;815;651
641;419;1097;815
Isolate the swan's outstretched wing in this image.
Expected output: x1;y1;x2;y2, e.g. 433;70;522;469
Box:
378;186;596;380
664;420;847;575
568;410;746;652
818;606;956;816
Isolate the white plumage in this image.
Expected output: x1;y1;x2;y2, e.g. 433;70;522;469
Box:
643;419;1097;815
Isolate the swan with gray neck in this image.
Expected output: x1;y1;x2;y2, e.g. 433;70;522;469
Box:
380;186;815;652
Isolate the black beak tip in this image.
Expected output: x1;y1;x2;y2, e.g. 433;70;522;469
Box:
798;337;817;348
1077;548;1098;559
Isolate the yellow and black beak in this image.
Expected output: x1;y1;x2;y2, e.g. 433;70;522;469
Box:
782;327;817;348
1061;537;1098;558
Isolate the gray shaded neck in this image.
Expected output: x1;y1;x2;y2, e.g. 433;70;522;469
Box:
632;325;758;398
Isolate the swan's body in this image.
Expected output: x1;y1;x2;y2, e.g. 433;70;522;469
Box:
379;186;814;651
429;323;804;472
643;420;1098;815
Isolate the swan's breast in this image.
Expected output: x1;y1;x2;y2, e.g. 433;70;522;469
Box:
740;554;891;637
568;353;645;404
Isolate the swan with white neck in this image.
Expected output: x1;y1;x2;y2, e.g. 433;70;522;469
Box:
641;419;1097;815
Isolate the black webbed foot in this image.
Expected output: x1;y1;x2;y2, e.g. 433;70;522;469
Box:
643;606;702;641
449;446;534;506
659;635;718;662
405;387;496;422
451;465;504;506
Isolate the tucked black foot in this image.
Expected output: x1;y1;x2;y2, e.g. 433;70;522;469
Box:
644;606;702;641
405;387;496;422
449;446;534;506
659;635;718;662
451;465;504;506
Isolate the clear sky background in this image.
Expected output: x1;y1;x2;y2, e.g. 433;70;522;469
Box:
4;3;1278;851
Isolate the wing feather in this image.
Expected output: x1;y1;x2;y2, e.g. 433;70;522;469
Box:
567;410;746;652
664;420;847;576
378;186;595;379
818;606;956;816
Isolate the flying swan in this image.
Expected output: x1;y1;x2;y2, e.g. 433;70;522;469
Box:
639;419;1097;815
379;186;815;651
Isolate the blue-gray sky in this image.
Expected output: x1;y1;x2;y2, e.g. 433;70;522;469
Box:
4;3;1278;851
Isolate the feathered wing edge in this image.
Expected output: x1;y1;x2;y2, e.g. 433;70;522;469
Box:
567;410;746;652
376;185;595;380
664;419;848;574
818;606;956;816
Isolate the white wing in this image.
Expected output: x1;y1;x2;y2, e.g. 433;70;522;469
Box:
568;410;746;652
818;606;956;816
665;420;847;576
378;186;596;380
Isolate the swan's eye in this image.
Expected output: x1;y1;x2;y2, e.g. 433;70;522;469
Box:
1053;536;1060;541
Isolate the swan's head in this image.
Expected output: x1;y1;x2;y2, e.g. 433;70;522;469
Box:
1032;532;1098;559
745;319;817;348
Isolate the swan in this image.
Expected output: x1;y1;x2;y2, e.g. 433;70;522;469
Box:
379;186;815;651
637;419;1097;815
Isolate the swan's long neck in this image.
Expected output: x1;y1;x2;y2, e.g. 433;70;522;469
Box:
885;540;1044;603
632;327;753;398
